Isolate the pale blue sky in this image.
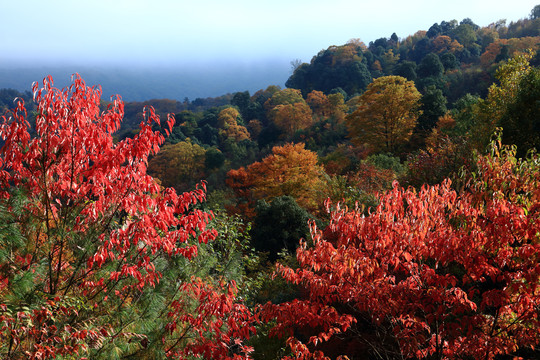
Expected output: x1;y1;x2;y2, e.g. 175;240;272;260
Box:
1;0;538;67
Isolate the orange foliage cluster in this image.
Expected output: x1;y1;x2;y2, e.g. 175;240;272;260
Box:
480;37;540;67
431;35;464;54
227;143;325;216
269;103;313;136
306;90;333;118
425;113;457;150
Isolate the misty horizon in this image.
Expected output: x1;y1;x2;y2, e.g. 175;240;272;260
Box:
1;0;538;101
0;59;293;101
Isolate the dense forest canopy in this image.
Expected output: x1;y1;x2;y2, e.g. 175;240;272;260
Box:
1;5;539;360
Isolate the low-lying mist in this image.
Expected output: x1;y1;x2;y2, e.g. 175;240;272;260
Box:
0;59;292;101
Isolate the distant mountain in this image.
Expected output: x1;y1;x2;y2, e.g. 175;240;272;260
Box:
0;60;291;102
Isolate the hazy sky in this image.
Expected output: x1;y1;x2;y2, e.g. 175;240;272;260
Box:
1;0;538;67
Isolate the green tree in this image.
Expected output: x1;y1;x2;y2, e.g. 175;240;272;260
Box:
500;67;540;155
380;49;400;74
193;123;219;146
285;45;372;96
427;23;442;38
250;196;311;261
231;90;251;118
346;76;422;153
412;37;432;62
394;60;417;81
472;51;534;150
417;53;444;78
205;147;225;170
440;52;459;71
532;4;540;19
417;86;448;130
450;93;481;136
440;19;458;35
453;23;478;48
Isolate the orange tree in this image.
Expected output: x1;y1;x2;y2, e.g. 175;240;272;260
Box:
306;90;333;119
0;75;255;359
269;103;313;138
346;75;422;154
227;143;325;217
264;89;313;138
262;139;540;359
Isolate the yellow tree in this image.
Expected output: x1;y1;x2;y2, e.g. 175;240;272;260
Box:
263;88;304;111
263;88;313;137
380;49;400;73
327;92;348;122
371;60;383;73
346;75;422;153
471;51;535;150
217;107;251;141
147;140;206;191
269;102;313;136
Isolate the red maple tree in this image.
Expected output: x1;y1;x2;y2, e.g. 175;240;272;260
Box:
0;75;255;359
263;139;540;359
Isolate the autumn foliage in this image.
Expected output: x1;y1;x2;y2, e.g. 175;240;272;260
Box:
1;18;540;357
263;139;540;359
227;143;325;216
218;107;251;141
147;140;207;191
269;103;313;137
346;76;422;153
0;75;254;359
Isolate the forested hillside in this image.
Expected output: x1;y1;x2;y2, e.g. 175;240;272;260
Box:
117;9;540;208
0;5;539;360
